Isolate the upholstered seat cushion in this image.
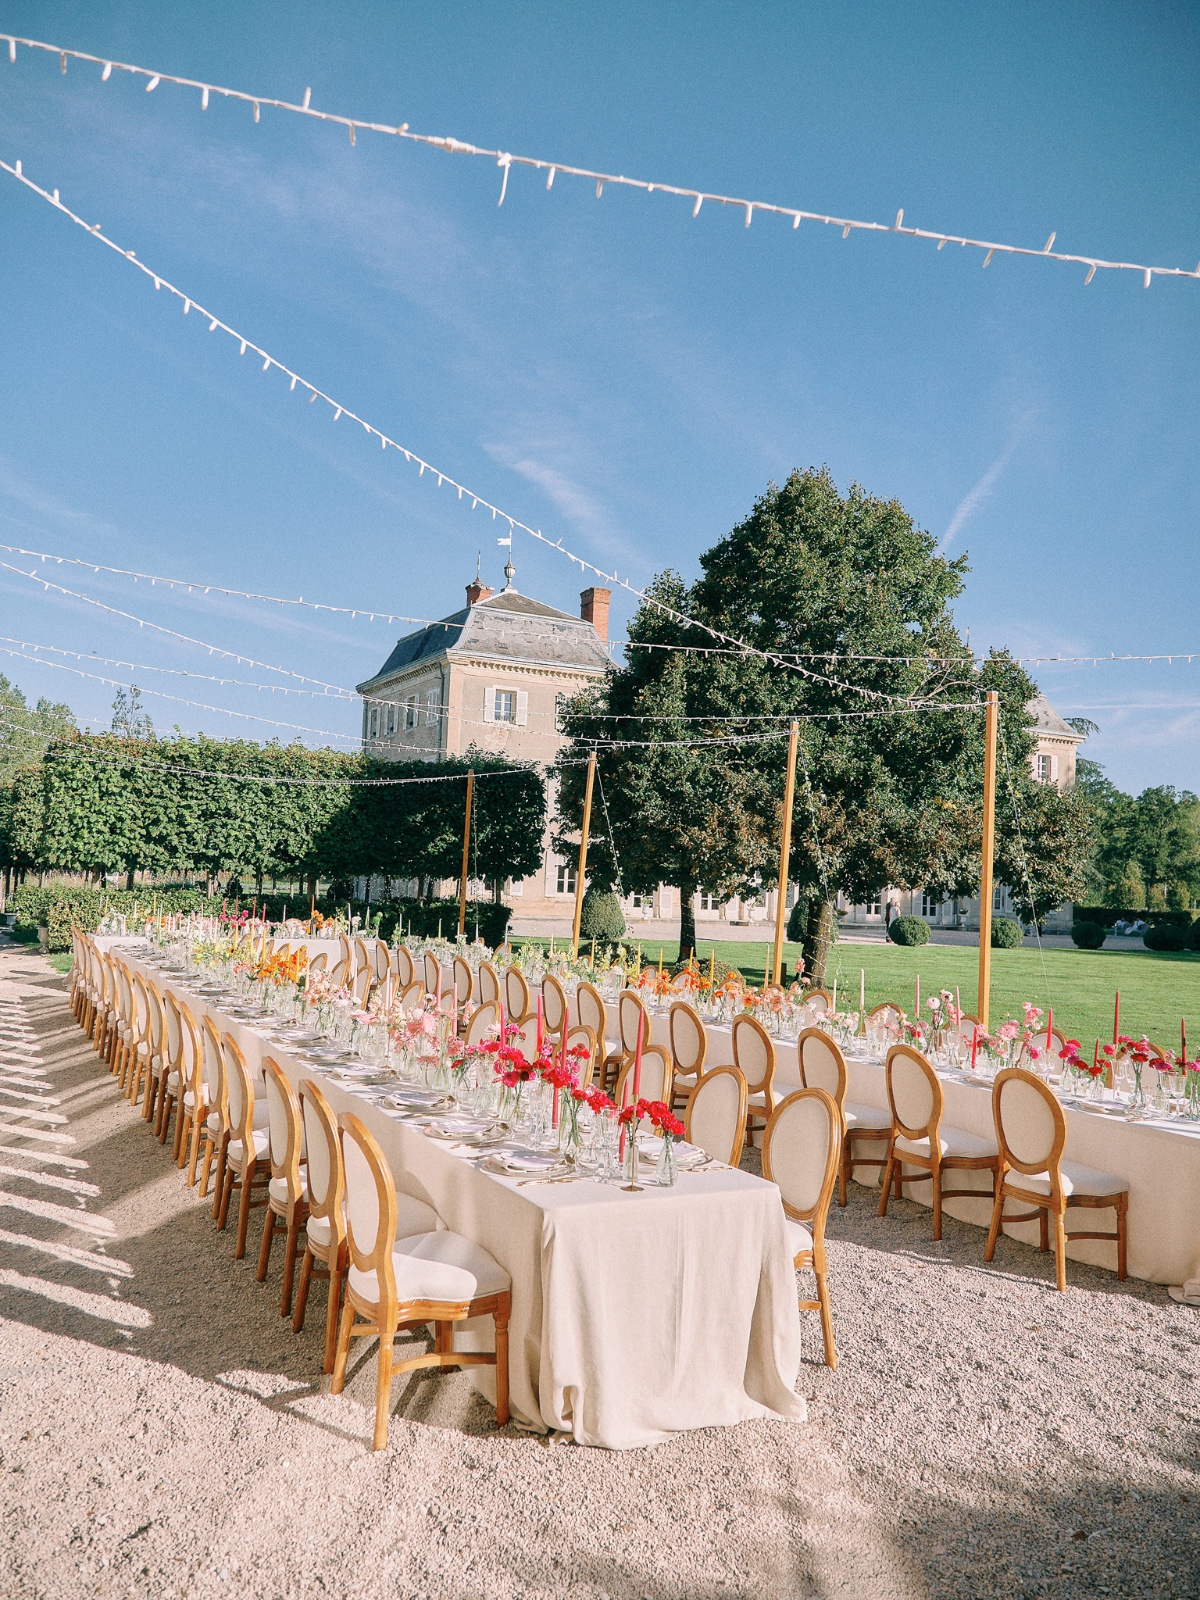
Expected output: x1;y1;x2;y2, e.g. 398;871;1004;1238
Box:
206;1111;221;1134
844;1101;891;1132
785;1218;814;1258
1009;1160;1129;1199
166;1070;182;1092
305;1214;333;1250
268;1165;306;1206
227;1127;270;1165
896;1127;997;1161
348;1229;510;1306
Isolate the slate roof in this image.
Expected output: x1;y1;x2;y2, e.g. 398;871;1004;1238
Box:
357;589;612;691
1028;690;1082;740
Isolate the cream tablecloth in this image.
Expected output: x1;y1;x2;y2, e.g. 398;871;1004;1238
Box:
106;944;806;1449
608;1000;1200;1286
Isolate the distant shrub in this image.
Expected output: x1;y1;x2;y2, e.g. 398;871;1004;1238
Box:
578;888;626;942
888;915;930;947
1188;918;1200;953
1144;923;1187;953
1071;922;1106;950
786;895;810;943
991;918;1023;948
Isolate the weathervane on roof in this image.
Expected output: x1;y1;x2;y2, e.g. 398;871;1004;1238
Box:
498;529;516;592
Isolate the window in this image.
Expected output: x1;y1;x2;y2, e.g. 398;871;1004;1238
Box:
483;685;528;725
1035;752;1058;784
630;892;648;909
868;897;881;916
404;696;418;730
556;862;577;896
921;892;939;919
697;891;716;912
368;706;379;739
993;888;1005;912
495;689;517;723
386;705;396;735
425;689;440;727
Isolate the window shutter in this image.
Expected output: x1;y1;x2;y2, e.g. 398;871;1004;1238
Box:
516;690;529;727
1050;754;1059;781
482;686;495;723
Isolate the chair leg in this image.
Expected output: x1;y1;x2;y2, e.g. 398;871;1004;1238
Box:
493;1303;510;1428
257;1204;277;1281
372;1321;396;1451
984;1183;1006;1262
931;1165;943;1242
434;1320;452;1354
815;1270;838;1370
292;1247;314;1334
1116;1197;1127;1280
211;1135;230;1219
838;1144;848;1208
1052;1209;1067;1291
196;1132;213;1196
234;1165;256;1258
279;1217;301;1317
330;1294;356;1394
1039;1206;1049;1252
877;1151;895;1217
217;1165;235;1231
323;1261;344;1375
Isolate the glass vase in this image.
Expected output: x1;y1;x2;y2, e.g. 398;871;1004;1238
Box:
655;1137;678;1188
1125;1065;1147;1120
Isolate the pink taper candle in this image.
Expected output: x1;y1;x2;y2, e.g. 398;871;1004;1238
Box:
1113;990;1120;1046
536;995;544;1057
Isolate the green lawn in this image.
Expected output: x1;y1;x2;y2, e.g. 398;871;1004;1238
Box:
523;935;1200;1051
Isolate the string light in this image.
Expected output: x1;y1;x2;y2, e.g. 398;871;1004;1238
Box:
4;32;1197;289
0;160;962;715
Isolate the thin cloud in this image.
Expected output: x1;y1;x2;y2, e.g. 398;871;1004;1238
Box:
940;413;1034;552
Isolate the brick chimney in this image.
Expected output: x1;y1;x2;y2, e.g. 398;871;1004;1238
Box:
580;586;611;641
466;576;494;606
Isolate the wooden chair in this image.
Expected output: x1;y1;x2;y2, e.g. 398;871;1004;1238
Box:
1025;1026;1069;1067
800;987;833;1016
465;1001;500;1046
216;1034;272;1258
614;1043;673;1107
68;928;86;1021
797;1027;890;1205
194;1015;227;1194
373;941;391;983
107;959;133;1074
453;955;475;1014
351;963;373;1006
331;1113;512;1450
167;1000;204;1166
733;1013;776;1147
308;950;328;975
668;1001;707;1110
564;1024;597;1091
575;982;617;1074
878;1044;999;1240
395;945;416;990
329;957;350;989
985;1068;1128;1289
503;965;531;1025
511;1016;542;1061
257;1059;309;1315
355;938;373;980
397;980;425;1013
422;951;443;999
476;959;500;1008
123;974;157;1105
540;974;568;1046
763;1087;841;1368
339;933;352;969
138;982;168;1122
609;988;648;1091
685;1065;747;1166
115;968;145;1094
292;1080;348;1373
152;990;184;1143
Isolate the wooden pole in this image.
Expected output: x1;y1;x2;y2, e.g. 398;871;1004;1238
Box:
457;770;474;937
570;751;597;957
771;722;800;987
977;691;999;1029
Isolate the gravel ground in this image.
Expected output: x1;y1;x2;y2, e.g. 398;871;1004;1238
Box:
0;941;1197;1600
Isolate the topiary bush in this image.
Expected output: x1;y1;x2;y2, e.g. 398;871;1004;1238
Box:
991;917;1023;948
1144;923;1187;953
578;888;626;942
785;895;810;943
1071;921;1106;949
888;915;930;947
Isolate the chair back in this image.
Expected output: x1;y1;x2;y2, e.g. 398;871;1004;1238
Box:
375;973;397;1013
263;1057;304;1197
299;1078;344;1241
668;1001;706;1082
512;1016;541;1061
354;938;372;977
615;1044;673;1107
992;1067;1066;1178
329;957;350;988
868;1001;904;1028
686;1066;747;1166
504;965;531;1024
575;981;606;1040
116;961;134;1031
373;941;391;981
797;1027;847;1107
352;963;373;1005
801;987;833;1016
398;980;425;1013
201;1016;227;1123
130;973;151;1048
339;933;352;968
395;945;415;988
222;1033;257;1150
885;1044;942;1141
541;974;568;1039
564;1024;597;1090
144;982;165;1061
339;1113;399;1304
732;1013;776;1097
763;1087;841;1227
1026;1027;1068;1063
453;955;475;1007
466;1001;500;1046
176;1000;202;1101
423;951;442;998
161;990;183;1075
477;960;500;1007
618;989;647;1055
308;950;328;974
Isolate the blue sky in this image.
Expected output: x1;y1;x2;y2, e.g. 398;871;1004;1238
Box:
0;0;1197;789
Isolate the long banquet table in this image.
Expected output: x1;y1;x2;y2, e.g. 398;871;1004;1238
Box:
105;942;807;1450
605;1000;1200;1287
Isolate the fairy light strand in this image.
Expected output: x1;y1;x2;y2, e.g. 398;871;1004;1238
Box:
4;33;1196;289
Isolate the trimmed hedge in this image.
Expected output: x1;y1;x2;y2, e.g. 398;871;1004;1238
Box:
1143;923;1187;953
1071;922;1106;950
1074;907;1192;931
888;915;930;947
578;888;626;942
785;895;811;943
990;917;1023;948
1189;918;1200;952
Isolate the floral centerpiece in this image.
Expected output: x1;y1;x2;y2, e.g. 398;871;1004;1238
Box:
617;1096;686;1187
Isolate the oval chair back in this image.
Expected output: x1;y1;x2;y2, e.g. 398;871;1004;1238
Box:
512;1016;541;1061
466;1001;500;1046
338;933;352;968
733;1012;777;1147
329;958;350;989
373;941;390;982
395;945;415;988
339;1114;398;1306
575;981;606;1041
801;987;832;1016
300;1078;343;1238
263;1057;305;1197
1026;1027;1069;1065
223;1033;256;1152
618;989;647;1057
308;951;328;974
615;1044;673;1107
685;1065;747;1167
201;1016;228;1130
453;955;475;1008
992;1067;1065;1178
422;951;442;998
762;1086;841;1367
477;960;500;1007
503;965;531;1024
797;1027;847;1108
564;1024;597;1091
668;1001;707;1102
540;974;568;1041
884;1044;942;1145
353;937;371;977
352;963;373;1006
397;981;425;1013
